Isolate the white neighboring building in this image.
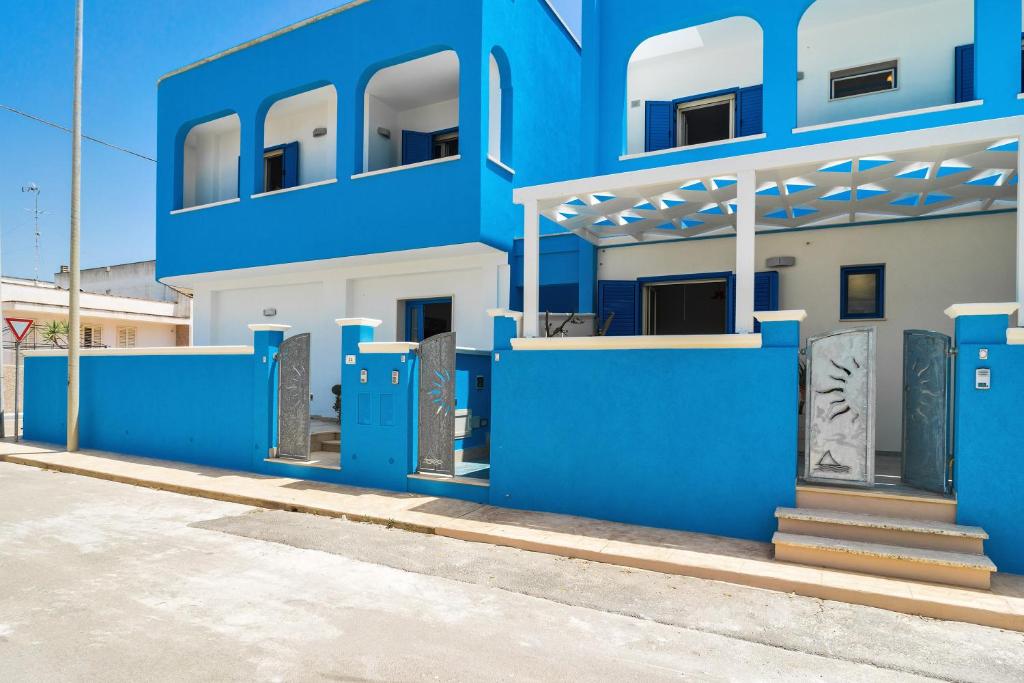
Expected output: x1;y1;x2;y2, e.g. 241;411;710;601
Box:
2;265;192;411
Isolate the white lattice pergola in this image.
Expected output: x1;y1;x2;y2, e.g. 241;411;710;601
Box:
514;117;1024;338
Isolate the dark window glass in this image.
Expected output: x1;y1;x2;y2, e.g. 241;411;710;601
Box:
646;280;728;335
264;152;284;192
831;62;897;99
679;100;732;146
432;130;459;159
421;302;452;339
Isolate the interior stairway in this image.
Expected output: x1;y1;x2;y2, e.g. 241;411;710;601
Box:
773;486;996;589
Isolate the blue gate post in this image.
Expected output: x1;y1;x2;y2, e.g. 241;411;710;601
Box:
250;323;290;466
946;302;1024;573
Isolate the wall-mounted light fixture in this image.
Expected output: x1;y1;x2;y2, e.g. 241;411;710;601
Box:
377;126;391;139
263;307;277;317
313;127;327;138
766;256;796;268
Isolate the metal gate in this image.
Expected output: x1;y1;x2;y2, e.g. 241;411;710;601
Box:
804;327;876;487
277;333;311;461
417;331;456;476
901;330;952;494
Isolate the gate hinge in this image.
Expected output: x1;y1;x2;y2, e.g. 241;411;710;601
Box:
268;446;278;458
948;347;959;357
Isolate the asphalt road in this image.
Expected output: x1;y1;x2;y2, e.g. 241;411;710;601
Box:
1;461;1022;682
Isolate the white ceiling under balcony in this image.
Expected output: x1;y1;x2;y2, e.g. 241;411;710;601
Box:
546;137;1019;243
367;50;459;110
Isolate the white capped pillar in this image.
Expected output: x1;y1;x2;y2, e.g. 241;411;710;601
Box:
523;198;540;338
734;169;757;334
1017;136;1024;325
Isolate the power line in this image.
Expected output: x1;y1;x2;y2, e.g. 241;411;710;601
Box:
0;103;156;163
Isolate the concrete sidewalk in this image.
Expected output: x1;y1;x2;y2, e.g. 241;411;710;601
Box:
2;439;1023;633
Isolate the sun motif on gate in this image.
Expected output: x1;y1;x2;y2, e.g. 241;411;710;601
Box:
815;357;864;424
429;368;455;417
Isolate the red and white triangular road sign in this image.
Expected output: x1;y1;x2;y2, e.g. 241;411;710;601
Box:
5;318;34;343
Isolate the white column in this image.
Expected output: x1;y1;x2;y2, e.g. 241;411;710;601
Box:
734;169;757;334
1017;136;1024;325
523;199;540;338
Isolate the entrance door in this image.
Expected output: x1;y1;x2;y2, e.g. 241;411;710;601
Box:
417;331;456;476
804;327;876;486
277;332;311;461
901;330;952;494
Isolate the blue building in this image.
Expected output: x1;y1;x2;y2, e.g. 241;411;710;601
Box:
155;0;585;418
25;0;1024;591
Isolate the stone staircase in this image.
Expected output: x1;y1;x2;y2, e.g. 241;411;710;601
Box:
310;430;340;454
773;486;996;589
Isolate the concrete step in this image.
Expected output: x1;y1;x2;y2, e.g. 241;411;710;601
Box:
772;532;996;589
309;431;341;451
796;484;956;523
320;439;340;453
776;507;987;554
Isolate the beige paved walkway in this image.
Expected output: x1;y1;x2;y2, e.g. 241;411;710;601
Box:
2;439;1023;632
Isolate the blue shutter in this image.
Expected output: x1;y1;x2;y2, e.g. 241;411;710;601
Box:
644;101;674;152
955;44;975;103
598;280;639;336
402;130;432;165
753;271;780;332
736;85;764;137
282;141;299;188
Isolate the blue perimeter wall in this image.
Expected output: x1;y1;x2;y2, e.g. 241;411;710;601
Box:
953;313;1024;573
24;353;256;470
488;320;800;542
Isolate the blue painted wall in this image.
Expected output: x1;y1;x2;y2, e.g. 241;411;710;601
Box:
580;0;1024;177
24;352;258;470
952;312;1024;573
487;318;799;541
455;351;492;453
510;233;596;314
157;0;584;279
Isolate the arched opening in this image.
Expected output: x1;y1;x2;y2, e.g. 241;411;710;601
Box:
797;0;974;128
180;113;240;209
626;17;764;156
362;50;460;173
489;47;513;166
260;84;338;193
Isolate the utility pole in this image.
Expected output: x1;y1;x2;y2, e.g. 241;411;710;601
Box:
21;184;41;282
67;0;83;452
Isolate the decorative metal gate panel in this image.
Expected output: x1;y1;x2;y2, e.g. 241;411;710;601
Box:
417;332;456;476
277;333;311;461
901;330;952;494
804;327;876;487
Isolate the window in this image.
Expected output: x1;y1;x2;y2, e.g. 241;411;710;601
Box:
676;94;735;147
262;142;299;193
643;279;728;335
81;325;103;348
405;298;453;342
117;326;137;348
830;61;897;100
840;265;885;319
431;129;459;159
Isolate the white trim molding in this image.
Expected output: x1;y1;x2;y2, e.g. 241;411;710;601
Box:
250;178;337;199
247;323;292;332
486;308;523;321
510;333;762;351
619;133;767;162
351;155;460;180
754;310;808;323
792;100;984;135
359;341;419;354
169;197;241;215
336;318;383;328
24;345;254;358
944;302;1020;319
486;155;515;175
1007;328;1024;345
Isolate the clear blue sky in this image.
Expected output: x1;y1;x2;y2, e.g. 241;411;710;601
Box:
0;0;582;281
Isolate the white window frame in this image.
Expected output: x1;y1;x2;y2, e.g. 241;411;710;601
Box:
829;60;899;101
675;94;736;148
117;326;137;348
81;324;103;348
